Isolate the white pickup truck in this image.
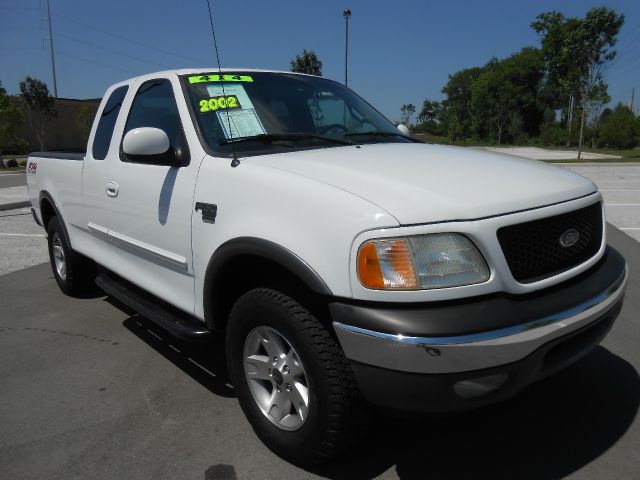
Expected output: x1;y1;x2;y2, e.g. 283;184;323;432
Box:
27;69;627;465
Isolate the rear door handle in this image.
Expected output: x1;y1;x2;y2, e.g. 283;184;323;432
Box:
106;181;119;198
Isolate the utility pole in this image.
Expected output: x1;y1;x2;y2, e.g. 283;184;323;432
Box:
343;9;351;87
44;0;58;98
631;87;635;114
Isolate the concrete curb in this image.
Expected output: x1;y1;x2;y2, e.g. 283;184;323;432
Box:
0;201;31;212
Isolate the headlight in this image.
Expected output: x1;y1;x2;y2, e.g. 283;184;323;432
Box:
357;233;490;290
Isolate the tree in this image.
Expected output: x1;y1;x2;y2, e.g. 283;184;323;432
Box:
598;103;638;149
573;8;624;158
470;61;511;143
76;105;94;145
418;99;440;123
400;103;416;126
0;81;26;166
533;8;624;158
290;50;323;76
19;76;57;150
507;110;525;143
588;80;610;147
469;48;544;144
440;67;484;140
417;98;443;134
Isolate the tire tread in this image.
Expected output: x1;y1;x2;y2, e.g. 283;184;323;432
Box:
227;288;369;465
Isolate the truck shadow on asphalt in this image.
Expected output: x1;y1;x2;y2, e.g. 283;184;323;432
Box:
312;346;640;480
120;313;234;399
115;309;638;479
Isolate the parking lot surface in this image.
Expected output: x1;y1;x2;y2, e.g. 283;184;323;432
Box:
563;164;640;243
1;164;640;479
1;226;639;479
0;207;48;276
0;171;26;188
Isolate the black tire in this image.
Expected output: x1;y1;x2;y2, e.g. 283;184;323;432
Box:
226;288;370;466
47;216;95;296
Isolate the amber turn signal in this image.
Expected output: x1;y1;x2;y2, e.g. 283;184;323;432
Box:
357;239;418;290
357;242;385;289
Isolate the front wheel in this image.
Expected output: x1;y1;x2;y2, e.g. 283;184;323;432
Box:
226;288;369;465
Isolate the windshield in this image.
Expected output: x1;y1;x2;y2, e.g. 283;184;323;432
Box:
181;71;415;157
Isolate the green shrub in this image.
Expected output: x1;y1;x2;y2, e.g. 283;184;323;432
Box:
598;103;638;149
538;121;564;146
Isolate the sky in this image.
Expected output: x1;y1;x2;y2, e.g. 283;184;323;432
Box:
1;0;639;121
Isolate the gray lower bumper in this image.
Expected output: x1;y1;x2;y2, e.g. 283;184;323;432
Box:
333;263;626;375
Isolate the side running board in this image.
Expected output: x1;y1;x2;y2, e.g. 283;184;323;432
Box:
95;272;211;342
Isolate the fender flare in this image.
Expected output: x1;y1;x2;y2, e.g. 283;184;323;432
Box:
203;237;332;328
39;191;72;247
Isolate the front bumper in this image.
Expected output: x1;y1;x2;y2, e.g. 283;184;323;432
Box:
331;246;626;411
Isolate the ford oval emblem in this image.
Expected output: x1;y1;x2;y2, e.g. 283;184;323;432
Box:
559;228;580;248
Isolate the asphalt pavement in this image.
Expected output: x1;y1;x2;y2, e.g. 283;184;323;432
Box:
0;171;26;188
1;225;639;479
0;207;48;276
0;172;29;211
1;164;640;479
563;164;640;243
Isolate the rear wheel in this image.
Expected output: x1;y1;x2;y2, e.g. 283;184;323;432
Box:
226;288;369;466
47;216;95;296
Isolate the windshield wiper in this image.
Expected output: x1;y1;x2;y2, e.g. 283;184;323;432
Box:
219;133;356;146
344;131;423;142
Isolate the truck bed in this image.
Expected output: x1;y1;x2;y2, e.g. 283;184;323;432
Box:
30;151;85;161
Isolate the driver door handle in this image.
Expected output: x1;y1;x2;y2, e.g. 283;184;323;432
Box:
106;181;119;198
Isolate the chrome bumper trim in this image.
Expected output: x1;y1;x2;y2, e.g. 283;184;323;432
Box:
333;267;626;374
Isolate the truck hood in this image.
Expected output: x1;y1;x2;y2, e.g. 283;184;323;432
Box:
249;143;597;225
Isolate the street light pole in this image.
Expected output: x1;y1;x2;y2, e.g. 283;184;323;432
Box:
343;9;351;87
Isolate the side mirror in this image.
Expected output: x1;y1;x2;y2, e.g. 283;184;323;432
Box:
122;127;170;156
397;124;411;136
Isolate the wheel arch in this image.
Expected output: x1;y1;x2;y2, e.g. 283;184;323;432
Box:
39;191;58;229
39;191;73;246
203;237;333;331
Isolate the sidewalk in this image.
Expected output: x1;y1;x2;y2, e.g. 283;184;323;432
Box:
0;185;30;211
478;146;622;161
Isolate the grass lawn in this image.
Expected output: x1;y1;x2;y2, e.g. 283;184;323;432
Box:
545;157;640;163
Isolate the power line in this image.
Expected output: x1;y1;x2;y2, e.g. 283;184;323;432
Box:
53;12;204;65
619;22;640;44
0;47;45;51
606;59;640;83
56;32;172;69
609;47;640;73
611;38;640;66
56;50;140;76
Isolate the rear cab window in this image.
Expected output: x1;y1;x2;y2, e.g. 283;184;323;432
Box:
92;85;129;160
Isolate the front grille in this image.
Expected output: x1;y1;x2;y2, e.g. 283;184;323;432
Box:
497;202;603;283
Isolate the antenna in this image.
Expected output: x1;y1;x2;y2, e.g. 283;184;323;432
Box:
204;0;240;167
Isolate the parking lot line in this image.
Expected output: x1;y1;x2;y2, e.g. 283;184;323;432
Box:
0;233;45;237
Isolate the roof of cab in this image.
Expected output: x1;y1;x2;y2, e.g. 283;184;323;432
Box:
108;68;314;90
